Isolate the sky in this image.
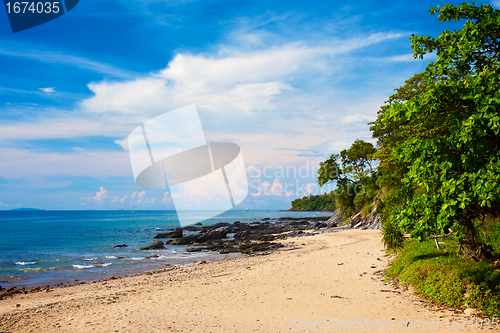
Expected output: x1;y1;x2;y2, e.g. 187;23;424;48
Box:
0;0;497;210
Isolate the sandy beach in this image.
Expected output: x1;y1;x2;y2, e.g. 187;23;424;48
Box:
0;229;486;332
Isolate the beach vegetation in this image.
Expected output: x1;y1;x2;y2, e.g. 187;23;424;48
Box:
387;237;500;317
372;2;500;259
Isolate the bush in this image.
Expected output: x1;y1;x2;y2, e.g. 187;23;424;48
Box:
387;240;500;317
381;220;405;250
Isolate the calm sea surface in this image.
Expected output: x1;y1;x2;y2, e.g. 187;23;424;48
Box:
0;210;331;289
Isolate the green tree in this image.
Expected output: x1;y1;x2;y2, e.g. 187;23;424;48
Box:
373;3;500;257
318;139;376;187
317;140;377;216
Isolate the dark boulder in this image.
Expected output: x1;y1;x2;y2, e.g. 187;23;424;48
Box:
167;234;200;245
194;226;231;243
140;241;165;250
183;226;203;231
314;222;327;229
113;244;127;248
153;229;183;239
234;230;275;242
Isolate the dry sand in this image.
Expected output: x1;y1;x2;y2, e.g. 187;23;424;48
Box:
0;229;489;332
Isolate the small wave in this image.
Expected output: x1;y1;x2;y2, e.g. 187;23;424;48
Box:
19;267;57;273
129;257;144;261
83;257;97;261
105;256;117;259
15;261;36;266
93;262;112;267
155;255;171;260
72;264;93;269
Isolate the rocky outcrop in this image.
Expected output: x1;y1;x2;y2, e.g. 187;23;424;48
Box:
153;229;183;239
112;244;127;248
323;206;381;230
140;241;165;250
325;210;347;227
158;215;336;255
350;205;381;230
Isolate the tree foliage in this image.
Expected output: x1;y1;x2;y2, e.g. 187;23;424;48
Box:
373;2;500;257
317;140;378;216
290;192;336;211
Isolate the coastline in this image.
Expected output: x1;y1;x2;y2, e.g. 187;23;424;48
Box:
0;212;334;293
0;229;483;332
0;210;333;291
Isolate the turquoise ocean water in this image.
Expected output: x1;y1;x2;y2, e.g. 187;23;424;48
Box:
0;210;331;289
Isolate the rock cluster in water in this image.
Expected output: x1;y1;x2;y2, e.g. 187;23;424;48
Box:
141;216;338;254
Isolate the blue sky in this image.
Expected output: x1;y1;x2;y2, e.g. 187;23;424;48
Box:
0;0;496;210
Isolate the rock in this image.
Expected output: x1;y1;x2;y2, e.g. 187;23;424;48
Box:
326;211;345;227
234;230;275;242
314;222;327;229
350;212;361;227
464;308;479;317
167;234;200;245
113;244;127;248
140;241;165;250
195;226;231;243
194;222;202;226
159;215;335;255
183;226;203;231
153;229;183;239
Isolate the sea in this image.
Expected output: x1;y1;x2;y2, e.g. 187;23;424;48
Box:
0;210;331;289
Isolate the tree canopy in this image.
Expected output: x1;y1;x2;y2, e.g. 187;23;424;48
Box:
372;2;500;257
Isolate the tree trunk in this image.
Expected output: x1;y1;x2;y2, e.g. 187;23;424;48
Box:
460;218;482;260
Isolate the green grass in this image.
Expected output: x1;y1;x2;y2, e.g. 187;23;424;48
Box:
386;239;500;318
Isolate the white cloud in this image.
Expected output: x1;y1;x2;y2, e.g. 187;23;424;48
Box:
81;188;169;208
0;46;134;78
303;183;320;196
0;116;135;142
92;187;110;202
251;178;294;197
0;148;131;179
162;192;173;204
39;87;56;93
82;32;405;118
339;113;376;124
